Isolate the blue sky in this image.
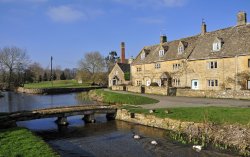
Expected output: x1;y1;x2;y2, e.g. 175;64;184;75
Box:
0;0;250;69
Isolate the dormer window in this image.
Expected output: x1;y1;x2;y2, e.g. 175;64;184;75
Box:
159;50;165;57
212;38;223;52
141;52;145;60
178;41;186;55
178;46;184;54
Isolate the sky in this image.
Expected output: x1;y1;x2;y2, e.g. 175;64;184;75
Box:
0;0;250;69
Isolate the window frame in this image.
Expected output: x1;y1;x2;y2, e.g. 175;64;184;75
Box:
141;53;145;60
207;79;219;87
178;46;184;54
208;61;218;69
155;63;161;69
159;50;165;57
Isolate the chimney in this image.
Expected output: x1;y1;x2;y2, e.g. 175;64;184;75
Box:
160;35;167;44
121;42;125;63
237;11;247;26
201;20;207;35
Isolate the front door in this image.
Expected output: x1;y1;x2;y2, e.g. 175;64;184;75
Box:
146;80;151;86
248;80;250;90
191;80;199;90
113;79;117;86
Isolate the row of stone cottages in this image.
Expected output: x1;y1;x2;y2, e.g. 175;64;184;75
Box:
108;12;250;98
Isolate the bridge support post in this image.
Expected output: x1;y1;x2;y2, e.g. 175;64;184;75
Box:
106;113;116;121
55;116;69;126
83;114;96;123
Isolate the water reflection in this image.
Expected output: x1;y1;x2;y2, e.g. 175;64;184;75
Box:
17;115;236;157
0;92;98;112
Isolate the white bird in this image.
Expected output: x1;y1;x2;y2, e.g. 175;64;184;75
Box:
149;109;155;113
151;140;158;145
133;135;141;139
192;145;202;152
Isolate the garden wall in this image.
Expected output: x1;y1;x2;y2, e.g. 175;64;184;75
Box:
145;86;168;95
126;86;141;93
176;89;250;100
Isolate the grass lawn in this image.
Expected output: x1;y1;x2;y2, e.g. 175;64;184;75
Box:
24;80;92;89
0;127;58;157
127;106;250;126
92;89;159;105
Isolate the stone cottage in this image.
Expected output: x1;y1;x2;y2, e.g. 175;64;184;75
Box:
131;11;250;91
108;42;133;87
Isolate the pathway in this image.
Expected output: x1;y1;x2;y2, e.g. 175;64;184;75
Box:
105;89;250;109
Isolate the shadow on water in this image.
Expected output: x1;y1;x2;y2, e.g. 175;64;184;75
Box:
18;115;237;157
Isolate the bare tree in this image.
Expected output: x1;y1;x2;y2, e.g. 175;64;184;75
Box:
78;52;105;84
0;46;30;88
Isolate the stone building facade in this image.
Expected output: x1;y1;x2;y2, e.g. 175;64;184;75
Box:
131;11;250;91
109;63;130;87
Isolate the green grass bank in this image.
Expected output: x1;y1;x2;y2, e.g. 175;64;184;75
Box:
0;127;58;157
89;89;159;105
127;107;250;126
24;80;92;89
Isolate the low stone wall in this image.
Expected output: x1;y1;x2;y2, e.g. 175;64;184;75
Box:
116;109;250;156
111;85;124;91
176;89;250;100
126;85;141;93
145;86;168;95
16;87;104;94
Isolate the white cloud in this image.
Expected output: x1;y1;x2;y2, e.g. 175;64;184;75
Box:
112;0;187;8
47;6;86;23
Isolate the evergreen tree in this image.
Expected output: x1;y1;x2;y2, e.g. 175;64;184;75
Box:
60;72;66;80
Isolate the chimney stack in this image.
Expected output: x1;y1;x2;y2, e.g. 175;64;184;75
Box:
121;42;125;63
160;35;167;44
201;20;207;35
237;11;247;26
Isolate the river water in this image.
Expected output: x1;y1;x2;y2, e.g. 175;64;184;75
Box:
0;92;237;157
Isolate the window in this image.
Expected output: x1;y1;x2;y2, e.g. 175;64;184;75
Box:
155;63;161;69
115;70;118;75
213;42;221;51
248;59;250;67
173;63;181;70
136;80;142;86
208;61;218;69
159;50;165;57
141;53;145;60
178;46;184;54
136;67;142;72
172;78;181;87
207;79;218;87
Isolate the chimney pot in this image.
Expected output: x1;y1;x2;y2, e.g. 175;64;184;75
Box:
121;42;125;63
237;11;247;26
160;35;167;44
201;20;207;35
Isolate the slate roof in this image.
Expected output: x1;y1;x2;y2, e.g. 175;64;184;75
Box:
132;23;250;65
117;63;130;73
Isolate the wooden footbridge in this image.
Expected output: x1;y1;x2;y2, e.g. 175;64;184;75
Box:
0;105;118;128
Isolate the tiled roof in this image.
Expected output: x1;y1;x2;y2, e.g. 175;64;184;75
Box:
117;63;130;73
132;24;250;65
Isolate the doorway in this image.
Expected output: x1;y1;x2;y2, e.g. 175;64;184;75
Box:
191;80;199;90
